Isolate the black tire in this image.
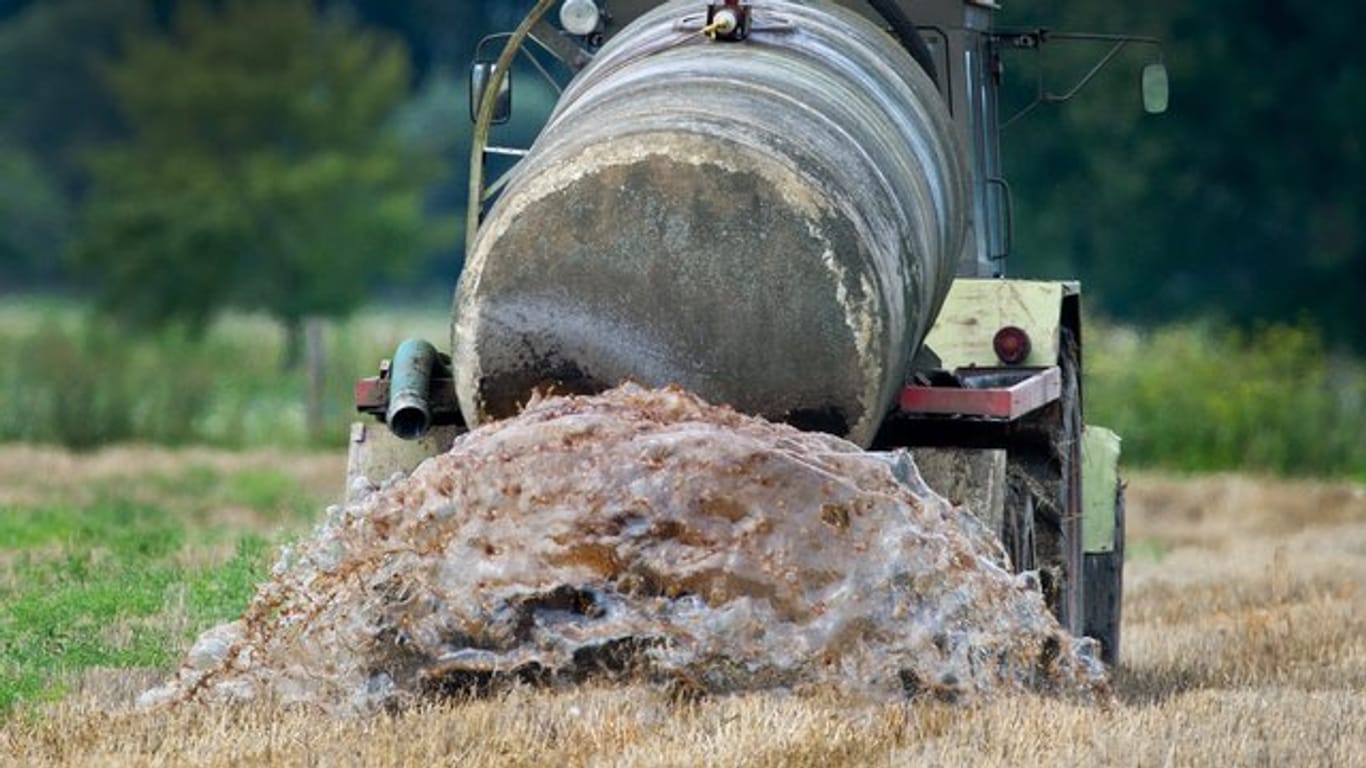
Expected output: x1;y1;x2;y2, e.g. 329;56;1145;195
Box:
1082;480;1125;666
1056;328;1085;637
1004;327;1084;635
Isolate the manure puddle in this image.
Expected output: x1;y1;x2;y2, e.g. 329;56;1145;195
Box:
143;385;1104;714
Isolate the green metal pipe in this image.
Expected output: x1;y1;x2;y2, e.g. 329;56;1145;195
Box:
387;338;439;440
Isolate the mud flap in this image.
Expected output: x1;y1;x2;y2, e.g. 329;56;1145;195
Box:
345;422;462;502
1081;426;1123;665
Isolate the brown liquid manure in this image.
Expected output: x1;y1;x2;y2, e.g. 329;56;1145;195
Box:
142;385;1106;714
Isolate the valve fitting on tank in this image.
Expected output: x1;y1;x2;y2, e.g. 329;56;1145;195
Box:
703;1;750;41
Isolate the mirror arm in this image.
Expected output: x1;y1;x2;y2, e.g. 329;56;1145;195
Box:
529;19;595;71
1000;43;1045;130
1042;39;1129;104
519;44;565;95
995;29;1165;129
475;33;571;94
1001;94;1042;131
468;0;559;255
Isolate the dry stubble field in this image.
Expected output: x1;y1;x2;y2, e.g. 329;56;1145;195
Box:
0;446;1362;766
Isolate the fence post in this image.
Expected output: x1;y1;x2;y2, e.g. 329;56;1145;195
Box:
305;318;326;442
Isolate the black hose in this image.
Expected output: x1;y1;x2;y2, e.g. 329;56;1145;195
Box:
865;0;939;87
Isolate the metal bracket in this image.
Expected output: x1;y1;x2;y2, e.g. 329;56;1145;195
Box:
673;10;795;36
705;1;752;41
898;366;1062;420
993;28;1166;129
355;353;465;434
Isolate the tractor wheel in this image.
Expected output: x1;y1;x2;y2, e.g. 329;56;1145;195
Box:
1054;327;1085;636
1002;326;1084;636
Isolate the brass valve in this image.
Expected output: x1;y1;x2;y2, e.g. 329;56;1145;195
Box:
702;1;750;41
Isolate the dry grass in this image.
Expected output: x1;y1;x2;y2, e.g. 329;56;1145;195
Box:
2;456;1364;767
0;445;343;510
6;684;1361;767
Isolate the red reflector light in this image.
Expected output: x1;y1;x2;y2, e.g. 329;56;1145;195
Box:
992;325;1032;365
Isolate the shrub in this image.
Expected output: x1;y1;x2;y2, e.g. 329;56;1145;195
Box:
0;301;447;450
1086;321;1366;479
2;301;1362;479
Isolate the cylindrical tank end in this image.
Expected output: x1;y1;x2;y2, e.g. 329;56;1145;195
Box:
455;0;967;445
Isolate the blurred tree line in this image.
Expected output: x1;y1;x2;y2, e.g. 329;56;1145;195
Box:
0;0;535;354
0;0;1362;353
998;0;1366;351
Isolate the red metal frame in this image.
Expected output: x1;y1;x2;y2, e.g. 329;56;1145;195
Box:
355;376;388;412
359;365;1063;423
355;361;464;427
897;366;1061;420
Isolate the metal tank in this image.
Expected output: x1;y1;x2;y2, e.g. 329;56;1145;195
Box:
454;0;969;446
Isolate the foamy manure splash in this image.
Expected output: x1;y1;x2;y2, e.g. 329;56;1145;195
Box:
142;385;1106;713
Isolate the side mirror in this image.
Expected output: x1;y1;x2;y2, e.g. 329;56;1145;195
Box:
1141;63;1169;114
469;61;512;125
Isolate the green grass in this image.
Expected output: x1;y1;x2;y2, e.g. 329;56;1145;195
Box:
0;465;324;715
1;552;180;710
1124;539;1170;563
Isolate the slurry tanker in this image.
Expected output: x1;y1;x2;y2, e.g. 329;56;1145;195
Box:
348;0;1168;665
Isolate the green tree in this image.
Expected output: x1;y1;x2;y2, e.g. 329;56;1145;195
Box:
0;147;71;291
73;0;440;363
0;0;140;289
0;0;139;194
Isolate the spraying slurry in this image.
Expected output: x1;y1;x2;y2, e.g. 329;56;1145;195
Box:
142;385;1106;714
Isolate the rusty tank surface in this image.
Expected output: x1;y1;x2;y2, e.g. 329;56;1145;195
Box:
453;0;969;446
